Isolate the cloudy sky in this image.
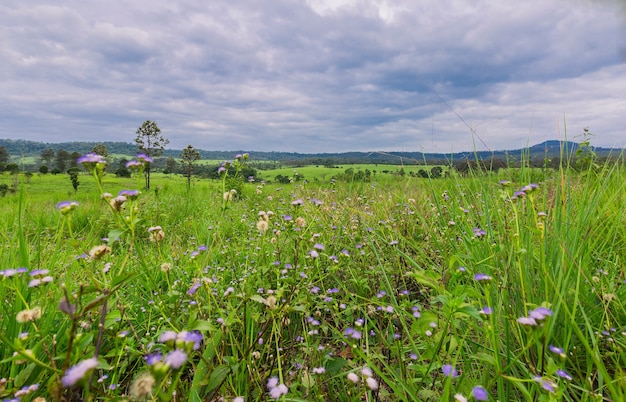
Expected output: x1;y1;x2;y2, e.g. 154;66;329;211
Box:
1;0;625;153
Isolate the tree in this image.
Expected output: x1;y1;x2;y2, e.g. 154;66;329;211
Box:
164;157;178;176
41;148;55;166
67;167;80;194
0;146;9;165
68;152;81;169
39;166;49;174
55;149;70;172
180;145;201;190
92;144;108;158
135;120;169;189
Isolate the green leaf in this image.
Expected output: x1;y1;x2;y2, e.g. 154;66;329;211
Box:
206;365;230;394
324;357;347;375
189;320;215;332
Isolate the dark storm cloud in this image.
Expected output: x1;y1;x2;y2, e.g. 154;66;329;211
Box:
0;0;624;152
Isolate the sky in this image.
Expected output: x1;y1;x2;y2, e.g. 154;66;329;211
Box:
1;0;625;153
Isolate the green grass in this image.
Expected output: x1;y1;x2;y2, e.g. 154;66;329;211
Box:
0;154;624;401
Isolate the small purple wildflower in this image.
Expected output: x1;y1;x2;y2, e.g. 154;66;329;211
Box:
556;369;572;380
549;345;566;358
474;273;492;282
187;282;202;295
472;385;489;400
62;358;98;387
164;349;188;369
145;352;162;365
441;364;459;378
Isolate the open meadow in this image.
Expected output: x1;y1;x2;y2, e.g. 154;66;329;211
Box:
0;154;625;401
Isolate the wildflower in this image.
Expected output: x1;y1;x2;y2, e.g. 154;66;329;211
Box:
267;377;288;399
480;307;493;315
347;372;359;383
312;367;325;374
126;160;142;169
533;376;556;393
234;397;245;402
62;357;98;387
119;189;139;200
309;250;319;259
556;369;572;380
442;364;459;378
361;367;373;377
179;331;203;351
160;262;172;272
159;331;178;345
257;220;269;233
473;273;492;282
528;307;553;320
223;189;237;201
473;227;487;238
148;226;165;242
517;316;538;326
109;195;126;211
187;282;202;295
292;199;304;206
77;153;106;171
164;349;188;369
549;345;566;358
365;376;379;390
16;307;42;323
136;153;153;164
313;243;325;250
89;245;111;260
57;201;79;215
129;372;155;399
145;353;162;366
224;287;235;296
472;385;488;400
454;394;468;402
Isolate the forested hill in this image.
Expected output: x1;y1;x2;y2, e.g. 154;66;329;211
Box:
0;138;621;164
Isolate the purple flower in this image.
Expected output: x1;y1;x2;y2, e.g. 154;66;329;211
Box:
517;316;538;326
145;352;162;365
472;385;488;400
480;307;493;315
442;364;459;378
119;189;139;197
533;376;556;392
56;201;79;214
549;345;565;357
180;331;203;350
556;369;572;380
62;358;98;387
292;199;304;206
314;243;325;250
187;282;202;295
77;153;106;166
164;349;188;369
473;273;492;282
529;307;553;320
159;331;178;344
136;153;153;164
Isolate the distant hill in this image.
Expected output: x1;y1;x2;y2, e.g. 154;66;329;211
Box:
0;138;622;165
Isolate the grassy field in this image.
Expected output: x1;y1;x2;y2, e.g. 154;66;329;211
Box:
0;154;624;401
